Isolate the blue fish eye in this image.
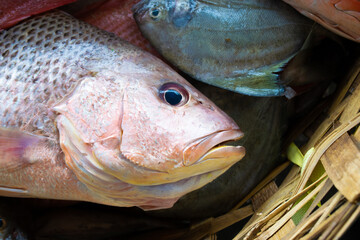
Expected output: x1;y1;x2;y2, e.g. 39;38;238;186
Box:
151;9;159;17
159;82;189;107
150;7;161;19
165;89;182;105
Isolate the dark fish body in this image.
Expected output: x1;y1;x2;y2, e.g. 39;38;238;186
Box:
133;0;313;96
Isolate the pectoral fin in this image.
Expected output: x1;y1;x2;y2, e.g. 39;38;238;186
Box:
0;128;46;172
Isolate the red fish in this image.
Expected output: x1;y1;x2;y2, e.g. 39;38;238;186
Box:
0;0;75;29
282;0;360;42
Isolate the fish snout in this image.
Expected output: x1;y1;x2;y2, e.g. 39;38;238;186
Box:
132;0;150;22
183;129;245;167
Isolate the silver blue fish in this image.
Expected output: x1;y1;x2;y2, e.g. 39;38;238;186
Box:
133;0;313;97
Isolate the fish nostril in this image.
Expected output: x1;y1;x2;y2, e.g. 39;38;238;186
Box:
198;100;215;111
197;100;214;111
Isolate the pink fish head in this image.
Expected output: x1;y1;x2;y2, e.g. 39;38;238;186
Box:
54;49;245;210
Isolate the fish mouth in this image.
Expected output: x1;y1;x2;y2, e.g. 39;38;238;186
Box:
132;0;149;22
155;129;246;181
114;129;245;186
183;129;245;166
118;128;245;185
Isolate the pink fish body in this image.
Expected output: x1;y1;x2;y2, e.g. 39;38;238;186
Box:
0;11;244;210
283;0;360;42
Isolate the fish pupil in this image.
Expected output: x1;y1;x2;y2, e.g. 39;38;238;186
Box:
165;90;182;105
151;9;160;17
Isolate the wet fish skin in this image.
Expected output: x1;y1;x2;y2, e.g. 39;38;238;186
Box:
0;11;245;210
133;0;313;97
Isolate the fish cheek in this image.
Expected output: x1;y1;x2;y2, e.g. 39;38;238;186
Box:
119;89;183;171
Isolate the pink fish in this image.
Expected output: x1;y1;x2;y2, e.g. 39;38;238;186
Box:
0;11;244;210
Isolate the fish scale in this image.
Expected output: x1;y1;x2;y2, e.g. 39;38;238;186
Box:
0;11;123;138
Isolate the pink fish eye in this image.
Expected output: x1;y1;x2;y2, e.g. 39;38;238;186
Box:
159;82;189;106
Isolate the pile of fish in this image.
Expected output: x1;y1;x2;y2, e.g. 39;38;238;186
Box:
0;0;359;239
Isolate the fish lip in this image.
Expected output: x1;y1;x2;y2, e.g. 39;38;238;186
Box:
183;129;244;166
